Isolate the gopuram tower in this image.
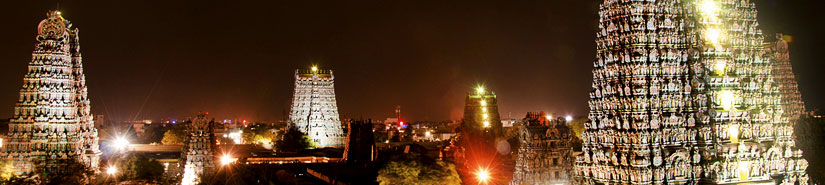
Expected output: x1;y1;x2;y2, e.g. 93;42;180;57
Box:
770;33;805;125
288;66;345;148
0;10;101;175
454;86;509;184
575;0;809;184
180;113;217;185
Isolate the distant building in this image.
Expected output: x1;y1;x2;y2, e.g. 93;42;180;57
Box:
287;66;345;148
133;122;147;137
343;120;376;164
511;112;574;185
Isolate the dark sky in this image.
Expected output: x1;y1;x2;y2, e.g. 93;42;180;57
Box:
0;0;822;123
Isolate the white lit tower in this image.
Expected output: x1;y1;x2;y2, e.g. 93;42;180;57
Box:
696;0;808;184
575;0;808;184
288;66;346;148
0;10;101;175
180;113;217;185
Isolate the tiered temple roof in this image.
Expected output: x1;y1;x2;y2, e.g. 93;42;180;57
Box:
180;113;217;185
511;112;574;185
0;10;101;175
575;0;808;184
288;67;345;148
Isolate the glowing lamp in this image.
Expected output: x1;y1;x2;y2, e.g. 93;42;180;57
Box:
221;154;235;166
705;28;722;48
565;116;573;122
106;166;117;175
718;90;736;110
476;86;485;94
483;121;490;128
714;61;726;75
113;137;130;151
728;124;739;143
480;100;487;106
482;107;488;112
311;66;318;72
545;115;553;121
475;168;491;184
700;0;719;16
738;160;749;181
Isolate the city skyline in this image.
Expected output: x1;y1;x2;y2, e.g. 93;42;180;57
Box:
0;0;822;123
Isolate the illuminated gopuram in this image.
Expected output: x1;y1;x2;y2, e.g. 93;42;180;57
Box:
462;86;503;136
288;66;345;148
0;10;101;175
576;0;809;184
180;113;217;185
770;33;805;124
511;112;574;185
455;86;506;184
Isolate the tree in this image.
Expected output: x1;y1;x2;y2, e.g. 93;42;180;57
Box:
377;153;461;185
795;115;825;184
43;159;95;185
116;153;165;182
161;129;184;145
161;124;187;145
275;127;316;152
242;124;279;148
0;160;13;182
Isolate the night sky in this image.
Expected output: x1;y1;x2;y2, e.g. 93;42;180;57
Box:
0;0;822;123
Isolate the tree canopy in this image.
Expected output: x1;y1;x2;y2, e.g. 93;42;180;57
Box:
275;127;316;152
116;153;165;182
242;124;279;148
161;124;187;145
377;153;461;185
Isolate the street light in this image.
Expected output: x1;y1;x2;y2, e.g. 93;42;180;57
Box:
107;166;117;175
113;136;130;151
475;167;491;184
221;154;234;166
565;116;573;122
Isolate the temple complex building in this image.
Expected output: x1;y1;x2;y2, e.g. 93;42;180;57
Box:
511;112;574;185
180;113;217;185
575;0;808;184
0;10;101;175
288;66;346;148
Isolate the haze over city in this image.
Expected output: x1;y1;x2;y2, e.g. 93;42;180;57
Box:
0;0;821;123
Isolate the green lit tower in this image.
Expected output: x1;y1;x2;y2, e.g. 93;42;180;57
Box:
462;86;503;136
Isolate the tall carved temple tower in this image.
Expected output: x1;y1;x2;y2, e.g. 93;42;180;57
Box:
770;34;805;125
180;113;217;185
288;66;345;148
0;10;101;175
462;86;503;136
575;0;809;184
511;112;574;185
